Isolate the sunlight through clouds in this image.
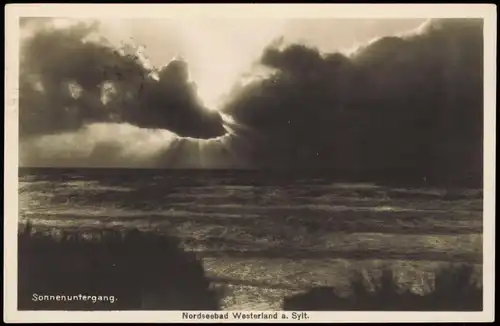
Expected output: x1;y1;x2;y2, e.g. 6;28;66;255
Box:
166;19;287;110
20;17;454;169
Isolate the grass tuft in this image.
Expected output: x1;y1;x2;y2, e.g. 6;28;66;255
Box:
283;264;482;311
18;220;222;310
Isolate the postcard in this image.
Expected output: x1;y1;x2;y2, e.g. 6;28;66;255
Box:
4;3;496;323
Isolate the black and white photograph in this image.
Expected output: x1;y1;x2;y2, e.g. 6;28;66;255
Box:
4;3;496;323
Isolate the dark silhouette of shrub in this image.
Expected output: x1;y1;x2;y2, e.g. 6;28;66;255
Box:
18;220;222;310
283;264;482;311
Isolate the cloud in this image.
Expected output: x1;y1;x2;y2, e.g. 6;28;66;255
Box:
222;18;483;184
19;123;179;168
19;121;249;169
19;18;226;140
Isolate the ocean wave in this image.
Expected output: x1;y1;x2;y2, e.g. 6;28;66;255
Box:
59;180;133;192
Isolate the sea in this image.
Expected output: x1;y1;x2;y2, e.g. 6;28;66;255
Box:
18;168;483;310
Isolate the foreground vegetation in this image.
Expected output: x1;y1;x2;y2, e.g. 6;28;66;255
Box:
283;264;482;311
19;221;481;311
18;221;221;310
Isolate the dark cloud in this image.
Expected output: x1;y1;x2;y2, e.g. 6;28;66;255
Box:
19;19;226;139
222;18;483;185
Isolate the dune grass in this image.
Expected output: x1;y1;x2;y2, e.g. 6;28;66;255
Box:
18;220;482;311
18;221;222;310
283;264;482;311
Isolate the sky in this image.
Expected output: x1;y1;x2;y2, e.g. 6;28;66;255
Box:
18;17;484;183
93;18;426;109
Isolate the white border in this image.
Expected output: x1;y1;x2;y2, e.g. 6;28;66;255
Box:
4;4;496;323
